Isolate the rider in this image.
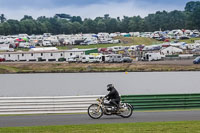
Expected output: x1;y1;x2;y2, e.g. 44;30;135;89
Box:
105;84;120;111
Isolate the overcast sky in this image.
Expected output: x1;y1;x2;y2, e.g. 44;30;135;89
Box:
0;0;197;20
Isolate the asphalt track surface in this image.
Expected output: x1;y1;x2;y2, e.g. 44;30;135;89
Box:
0;111;200;127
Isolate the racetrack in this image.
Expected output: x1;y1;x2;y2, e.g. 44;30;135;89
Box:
0;110;200;127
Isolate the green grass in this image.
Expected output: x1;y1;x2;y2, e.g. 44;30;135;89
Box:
56;46;69;50
181;37;200;44
75;43;125;49
132;37;162;45
57;44;125;50
55;37;162;50
15;48;29;51
1;63;200;74
0;121;200;133
0;65;20;73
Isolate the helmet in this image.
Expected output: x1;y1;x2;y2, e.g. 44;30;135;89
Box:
107;84;114;91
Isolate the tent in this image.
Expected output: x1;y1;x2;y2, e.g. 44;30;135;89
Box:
16;38;24;42
22;37;29;42
161;46;183;55
16;38;29;42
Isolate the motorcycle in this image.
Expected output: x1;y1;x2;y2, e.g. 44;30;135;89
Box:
88;96;133;119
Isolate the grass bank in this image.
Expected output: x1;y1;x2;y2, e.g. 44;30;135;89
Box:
56;37;161;50
114;36;162;45
0;62;200;74
0;121;200;133
55;37;200;50
182;37;200;44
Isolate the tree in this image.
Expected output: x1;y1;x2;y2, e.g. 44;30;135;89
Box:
0;23;4;35
107;18;118;33
71;16;82;23
36;22;48;34
120;16;130;32
49;17;61;34
97;19;106;32
2;22;11;35
7;19;20;35
0;2;200;35
0;14;6;23
21;15;33;21
72;22;82;33
37;16;47;22
83;19;97;33
185;1;200;29
104;14;110;19
168;10;186;30
185;1;200;12
19;19;37;34
128;16;143;32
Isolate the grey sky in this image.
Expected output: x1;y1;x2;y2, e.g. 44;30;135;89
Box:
0;0;195;20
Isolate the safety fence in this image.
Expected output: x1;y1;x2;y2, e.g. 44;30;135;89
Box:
1;94;200;115
0;95;102;115
121;93;200;110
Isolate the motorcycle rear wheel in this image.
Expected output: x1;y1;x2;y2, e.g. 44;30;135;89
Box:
88;104;103;119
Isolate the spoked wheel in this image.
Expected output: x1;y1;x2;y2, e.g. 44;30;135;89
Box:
120;104;133;118
88;104;103;119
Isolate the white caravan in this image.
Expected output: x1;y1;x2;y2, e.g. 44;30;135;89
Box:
104;54;123;63
81;55;101;63
142;53;162;61
42;40;52;46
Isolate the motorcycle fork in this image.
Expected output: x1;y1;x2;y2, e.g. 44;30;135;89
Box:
96;102;102;112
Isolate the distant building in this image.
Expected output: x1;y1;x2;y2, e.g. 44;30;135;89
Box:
0;48;98;62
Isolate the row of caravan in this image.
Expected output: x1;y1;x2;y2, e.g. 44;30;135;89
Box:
68;54;132;63
0;50;132;63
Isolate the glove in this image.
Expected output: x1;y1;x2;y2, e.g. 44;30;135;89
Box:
105;95;110;100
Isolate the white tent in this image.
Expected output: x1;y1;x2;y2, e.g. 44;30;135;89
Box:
161;46;183;55
0;44;10;51
29;47;58;52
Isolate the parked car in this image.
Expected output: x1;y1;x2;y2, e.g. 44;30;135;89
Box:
58;58;66;62
156;37;166;41
192;49;200;54
0;58;5;62
179;36;190;40
68;55;80;63
193;56;200;64
122;57;132;63
43;40;52;46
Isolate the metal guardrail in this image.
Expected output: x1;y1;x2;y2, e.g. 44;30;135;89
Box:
0;95;102;115
1;94;200;115
121;93;200;110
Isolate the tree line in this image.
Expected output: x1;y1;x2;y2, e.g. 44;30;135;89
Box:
0;1;200;35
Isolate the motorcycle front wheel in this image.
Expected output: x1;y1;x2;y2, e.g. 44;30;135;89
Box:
120;104;133;118
88;104;103;119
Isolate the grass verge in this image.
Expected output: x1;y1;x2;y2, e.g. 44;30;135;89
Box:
0;63;200;74
0;121;200;133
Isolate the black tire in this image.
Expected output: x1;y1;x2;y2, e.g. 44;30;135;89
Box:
88;104;103;119
120;104;133;118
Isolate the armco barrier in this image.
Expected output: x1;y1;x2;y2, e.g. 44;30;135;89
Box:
1;94;200;115
0;95;102;115
121;93;200;110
